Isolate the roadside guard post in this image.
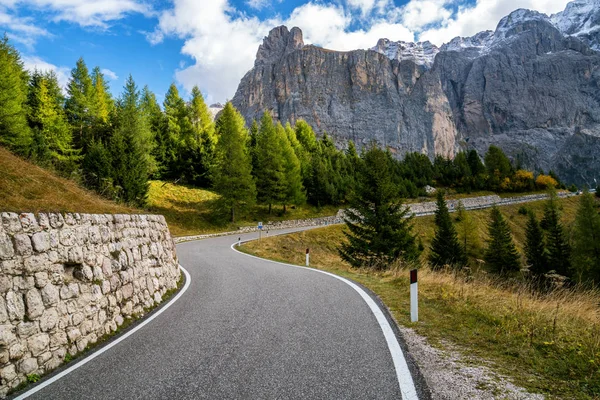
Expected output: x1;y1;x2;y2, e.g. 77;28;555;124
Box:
238;237;241;247
258;222;263;240
306;248;310;267
410;269;418;322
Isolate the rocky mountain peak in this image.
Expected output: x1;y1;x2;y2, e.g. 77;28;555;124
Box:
552;0;600;50
255;26;304;67
370;39;439;67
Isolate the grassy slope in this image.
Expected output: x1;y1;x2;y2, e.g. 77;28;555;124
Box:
0;147;135;215
242;197;600;399
0;148;339;237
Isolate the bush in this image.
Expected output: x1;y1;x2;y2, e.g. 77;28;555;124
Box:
535;174;558;189
518;206;529;215
568;184;578;193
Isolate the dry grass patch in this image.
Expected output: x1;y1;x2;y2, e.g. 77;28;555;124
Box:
241;200;600;399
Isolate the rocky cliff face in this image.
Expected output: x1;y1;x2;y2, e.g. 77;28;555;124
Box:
231;0;600;185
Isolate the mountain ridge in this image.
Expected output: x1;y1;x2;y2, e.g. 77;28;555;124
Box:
231;0;600;186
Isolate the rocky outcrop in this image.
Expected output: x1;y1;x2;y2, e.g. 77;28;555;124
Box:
0;212;180;396
231;0;600;186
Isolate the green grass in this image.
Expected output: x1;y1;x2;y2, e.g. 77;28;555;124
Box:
241;196;600;399
146;180;339;237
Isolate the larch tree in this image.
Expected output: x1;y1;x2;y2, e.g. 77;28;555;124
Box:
541;191;571;277
276;122;305;210
0;35;32;153
65;57;94;151
188;85;216;186
212;102;256;223
484;206;521;274
429;191;467;269
254;111;286;213
339;146;420;270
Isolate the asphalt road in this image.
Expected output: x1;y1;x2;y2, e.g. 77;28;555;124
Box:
22;228;425;399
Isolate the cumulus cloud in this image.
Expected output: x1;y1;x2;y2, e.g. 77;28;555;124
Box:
0;10;51;48
21;55;71;89
151;0;572;103
101;68;118;80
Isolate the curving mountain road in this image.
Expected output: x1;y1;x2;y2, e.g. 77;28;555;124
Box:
18;228;427;399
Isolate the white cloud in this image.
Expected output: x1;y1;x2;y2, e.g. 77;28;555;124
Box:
101;68;118;80
0;10;51;48
21;55;70;89
3;0;150;28
150;0;576;103
419;0;571;45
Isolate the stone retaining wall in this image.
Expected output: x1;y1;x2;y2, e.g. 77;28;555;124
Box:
0;212;180;396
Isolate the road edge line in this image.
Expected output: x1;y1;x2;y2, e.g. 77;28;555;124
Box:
231;241;419;400
14;265;192;400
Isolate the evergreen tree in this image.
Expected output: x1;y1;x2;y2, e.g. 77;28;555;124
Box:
467;149;486;189
254;111;286;213
0;35;32;153
27;71;78;172
187;86;216;186
82;140;114;195
524;211;548;276
339;146;420;269
429;191;467;269
65;58;93;150
572;190;600;283
484;206;521;274
277;122;305;210
90;67;113;125
212;103;256;222
541;191;571;277
456;200;480;259
485;145;513;190
109;75;150;206
162;83;190;179
140;85;164;177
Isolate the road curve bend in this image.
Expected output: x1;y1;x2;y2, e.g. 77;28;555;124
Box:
20;228;426;399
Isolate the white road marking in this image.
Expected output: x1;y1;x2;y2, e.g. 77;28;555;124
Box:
231;241;420;400
15;265;192;400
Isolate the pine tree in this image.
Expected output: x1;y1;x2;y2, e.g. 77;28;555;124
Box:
276;122;305;210
140;85;164;177
109;75;150;206
65;58;94;151
339;146;420;270
0;35;32;153
429;191;467;269
27;71;78;172
525;211;548;276
212;103;256;222
254;111;286;213
484;206;521;274
541;191;572;277
572;190;600;283
455;200;479;259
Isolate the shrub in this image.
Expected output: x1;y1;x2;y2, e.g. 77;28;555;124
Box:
535;174;558;189
518;206;529;215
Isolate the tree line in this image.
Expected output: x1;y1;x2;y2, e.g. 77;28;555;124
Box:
340;147;600;286
0;35;573;219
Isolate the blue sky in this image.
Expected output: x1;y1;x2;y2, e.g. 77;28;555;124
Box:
0;0;572;105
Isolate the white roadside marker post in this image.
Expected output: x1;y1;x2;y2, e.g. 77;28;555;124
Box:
238;237;241;247
306;248;310;267
258;222;263;241
410;269;418;322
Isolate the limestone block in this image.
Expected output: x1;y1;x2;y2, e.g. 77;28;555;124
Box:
71;313;84;326
67;246;83;264
50;332;67;348
154;292;162;304
16;322;39;338
41;283;60;306
34;272;49;288
19;357;38;374
100;226;111;243
14;233;33;256
80;320;93;336
0;231;14;260
64;213;76;226
122;283;133;299
59;283;79;300
98;310;107;325
0;324;16;346
89;226;101;244
1;212;21;235
92;265;104;280
76;337;88;352
66;327;81;342
9;342;24;360
0;297;7;323
48;213;64;229
52;347;66;360
0;349;8;364
39;308;58;332
114;315;124;326
110;275;120;292
59;228;76;246
19;213;39;233
121;301;132;316
27;333;49;356
101;280;111;295
45;356;62;371
26;288;44;319
31;232;50;252
1;365;16;382
38;350;52;364
6;291;25;321
23;253;49;274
